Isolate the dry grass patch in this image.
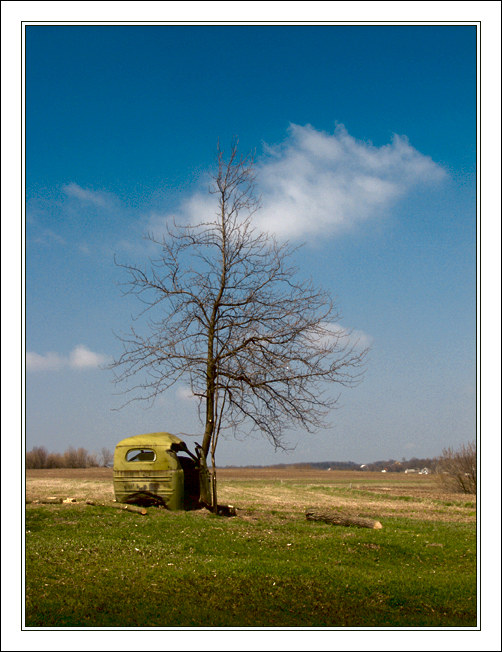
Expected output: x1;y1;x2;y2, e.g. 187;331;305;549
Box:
26;468;114;504
25;468;476;524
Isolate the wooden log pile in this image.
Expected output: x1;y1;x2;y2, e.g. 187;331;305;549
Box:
306;509;382;529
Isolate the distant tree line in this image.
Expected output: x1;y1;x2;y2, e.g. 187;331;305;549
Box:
26;446;113;469
26;441;476;494
236;458;437;472
359;457;438;473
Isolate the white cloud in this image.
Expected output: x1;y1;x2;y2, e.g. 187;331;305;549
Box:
32;227;67;247
68;345;109;369
26;351;65;372
176;386;198;401
26;345;109;372
310;321;373;354
254;123;447;239
146;193;219;241
62;183;114;208
156;123;446;243
346;328;373;352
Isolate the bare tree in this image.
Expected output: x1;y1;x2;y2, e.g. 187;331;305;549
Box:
26;446;48;469
100;447;113;467
111;141;368;509
63;446;89;469
434;442;477;494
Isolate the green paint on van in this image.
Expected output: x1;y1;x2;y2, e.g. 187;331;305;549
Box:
113;432;211;510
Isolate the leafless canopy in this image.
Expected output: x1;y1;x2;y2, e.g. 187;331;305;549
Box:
111;142;368;461
435;442;477;494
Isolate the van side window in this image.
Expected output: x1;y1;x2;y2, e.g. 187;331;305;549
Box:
126;448;156;462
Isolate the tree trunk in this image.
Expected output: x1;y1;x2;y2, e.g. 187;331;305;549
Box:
202;382;214;459
211;472;218;513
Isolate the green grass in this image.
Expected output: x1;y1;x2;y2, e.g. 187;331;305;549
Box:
25;503;477;628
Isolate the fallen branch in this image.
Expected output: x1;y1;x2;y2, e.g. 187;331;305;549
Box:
306;510;382;529
86;500;147;515
201;503;237;516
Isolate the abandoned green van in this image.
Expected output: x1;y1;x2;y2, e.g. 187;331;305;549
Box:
113;432;211;510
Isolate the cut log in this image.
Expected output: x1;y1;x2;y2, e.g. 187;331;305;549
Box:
40;497;63;504
306;510;382;529
216;504;237;517
114;503;148;515
202;503;237;516
86;500;147;515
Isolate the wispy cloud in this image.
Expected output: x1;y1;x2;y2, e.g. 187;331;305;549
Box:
176;386;198;401
310;321;373;354
152;123;446;242
254;123;447;239
26;345;109;372
31;226;67;247
26;351;66;372
58;123;447;253
62;183;115;208
28;183;122;255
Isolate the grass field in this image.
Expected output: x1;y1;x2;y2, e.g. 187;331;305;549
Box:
24;467;477;629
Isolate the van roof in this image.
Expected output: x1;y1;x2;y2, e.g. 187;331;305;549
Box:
115;432;185;448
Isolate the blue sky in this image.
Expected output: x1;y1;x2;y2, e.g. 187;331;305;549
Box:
25;23;478;466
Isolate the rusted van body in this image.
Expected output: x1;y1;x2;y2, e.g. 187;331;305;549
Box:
113;432;211;510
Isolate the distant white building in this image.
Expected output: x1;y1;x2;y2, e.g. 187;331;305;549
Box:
404;468;419;474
